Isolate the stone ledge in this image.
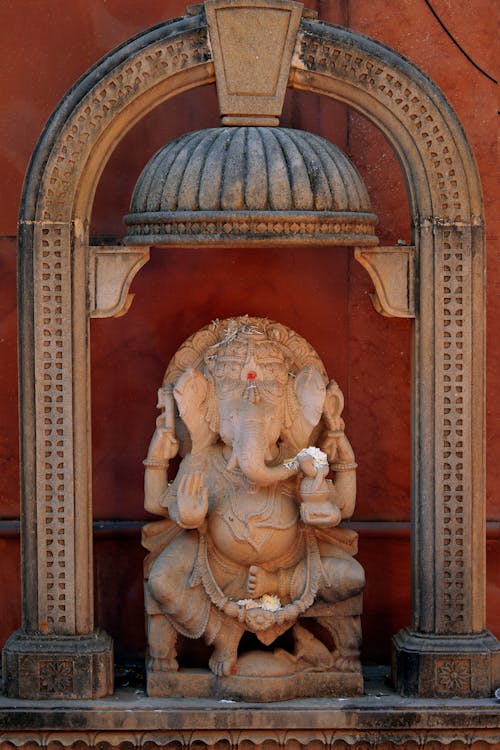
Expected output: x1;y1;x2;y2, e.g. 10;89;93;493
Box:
0;669;499;740
2;735;500;750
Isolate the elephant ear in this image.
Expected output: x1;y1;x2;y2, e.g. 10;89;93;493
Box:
295;366;327;426
282;365;326;452
173;368;218;454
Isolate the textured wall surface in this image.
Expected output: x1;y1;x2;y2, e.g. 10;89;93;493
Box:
0;0;497;665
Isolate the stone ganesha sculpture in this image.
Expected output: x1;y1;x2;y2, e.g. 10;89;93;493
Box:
143;317;365;686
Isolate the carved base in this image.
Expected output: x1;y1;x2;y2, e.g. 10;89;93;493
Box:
2;629;114;699
392;628;500;697
124;210;379;247
147;668;363;701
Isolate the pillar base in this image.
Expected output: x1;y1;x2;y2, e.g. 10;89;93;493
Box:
392;627;500;697
2;629;114;699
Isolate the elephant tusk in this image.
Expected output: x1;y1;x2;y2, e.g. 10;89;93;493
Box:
226;449;239;472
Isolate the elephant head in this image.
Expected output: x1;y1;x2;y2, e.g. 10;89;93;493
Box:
173;324;327;486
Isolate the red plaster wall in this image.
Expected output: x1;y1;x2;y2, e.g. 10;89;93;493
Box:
0;0;497;666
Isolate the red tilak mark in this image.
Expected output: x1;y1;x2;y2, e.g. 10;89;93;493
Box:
247;371;257;380
232;667;238;674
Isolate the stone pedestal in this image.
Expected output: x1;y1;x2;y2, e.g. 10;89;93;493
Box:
2;630;113;699
148;669;363;702
392;629;500;698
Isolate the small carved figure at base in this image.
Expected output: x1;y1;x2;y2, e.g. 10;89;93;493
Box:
143;317;365;700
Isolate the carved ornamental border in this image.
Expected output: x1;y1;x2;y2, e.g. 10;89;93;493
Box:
5;3;499;700
1;729;500;749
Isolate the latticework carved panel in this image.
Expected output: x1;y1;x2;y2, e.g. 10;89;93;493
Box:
441;244;465;625
435;227;472;633
295;24;472;223
39;26;210;222
34;223;76;633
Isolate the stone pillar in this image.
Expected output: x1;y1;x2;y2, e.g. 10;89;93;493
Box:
392;220;500;696
2;221;113;699
1;8;212;701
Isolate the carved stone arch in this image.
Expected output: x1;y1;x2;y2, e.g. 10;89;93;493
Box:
291;22;482;221
5;4;498;699
11;12;216;700
288;22;497;696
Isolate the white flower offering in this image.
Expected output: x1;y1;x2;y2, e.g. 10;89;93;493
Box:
284;445;329;471
260;594;281;611
236;598;260;610
236;594;282;611
298;446;328;469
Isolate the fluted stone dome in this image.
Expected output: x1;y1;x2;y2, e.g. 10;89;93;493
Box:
124;127;378;246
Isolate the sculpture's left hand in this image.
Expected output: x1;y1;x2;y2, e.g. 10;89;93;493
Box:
323;380;345;432
334;432;355;464
299;465;341;527
298;458;330;503
300;500;341;528
320;381;346;463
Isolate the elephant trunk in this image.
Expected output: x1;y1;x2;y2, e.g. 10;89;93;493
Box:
233;424;298;486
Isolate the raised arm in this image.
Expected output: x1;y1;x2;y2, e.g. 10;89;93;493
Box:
319;380;357;519
144;384;179;516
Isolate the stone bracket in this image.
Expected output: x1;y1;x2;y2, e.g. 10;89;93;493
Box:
354;245;415;318
88;245;150;318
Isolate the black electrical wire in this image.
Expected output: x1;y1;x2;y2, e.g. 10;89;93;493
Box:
424;0;497;84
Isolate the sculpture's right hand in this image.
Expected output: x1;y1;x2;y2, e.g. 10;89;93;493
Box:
147;423;179;462
176;471;209;529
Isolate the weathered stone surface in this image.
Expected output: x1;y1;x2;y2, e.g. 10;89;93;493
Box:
1;671;499;747
392;628;500;698
3;0;498;705
206;0;303;126
2;630;113;699
354;245;415;318
124;126;378;246
147;669;364;700
143;316;364;699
